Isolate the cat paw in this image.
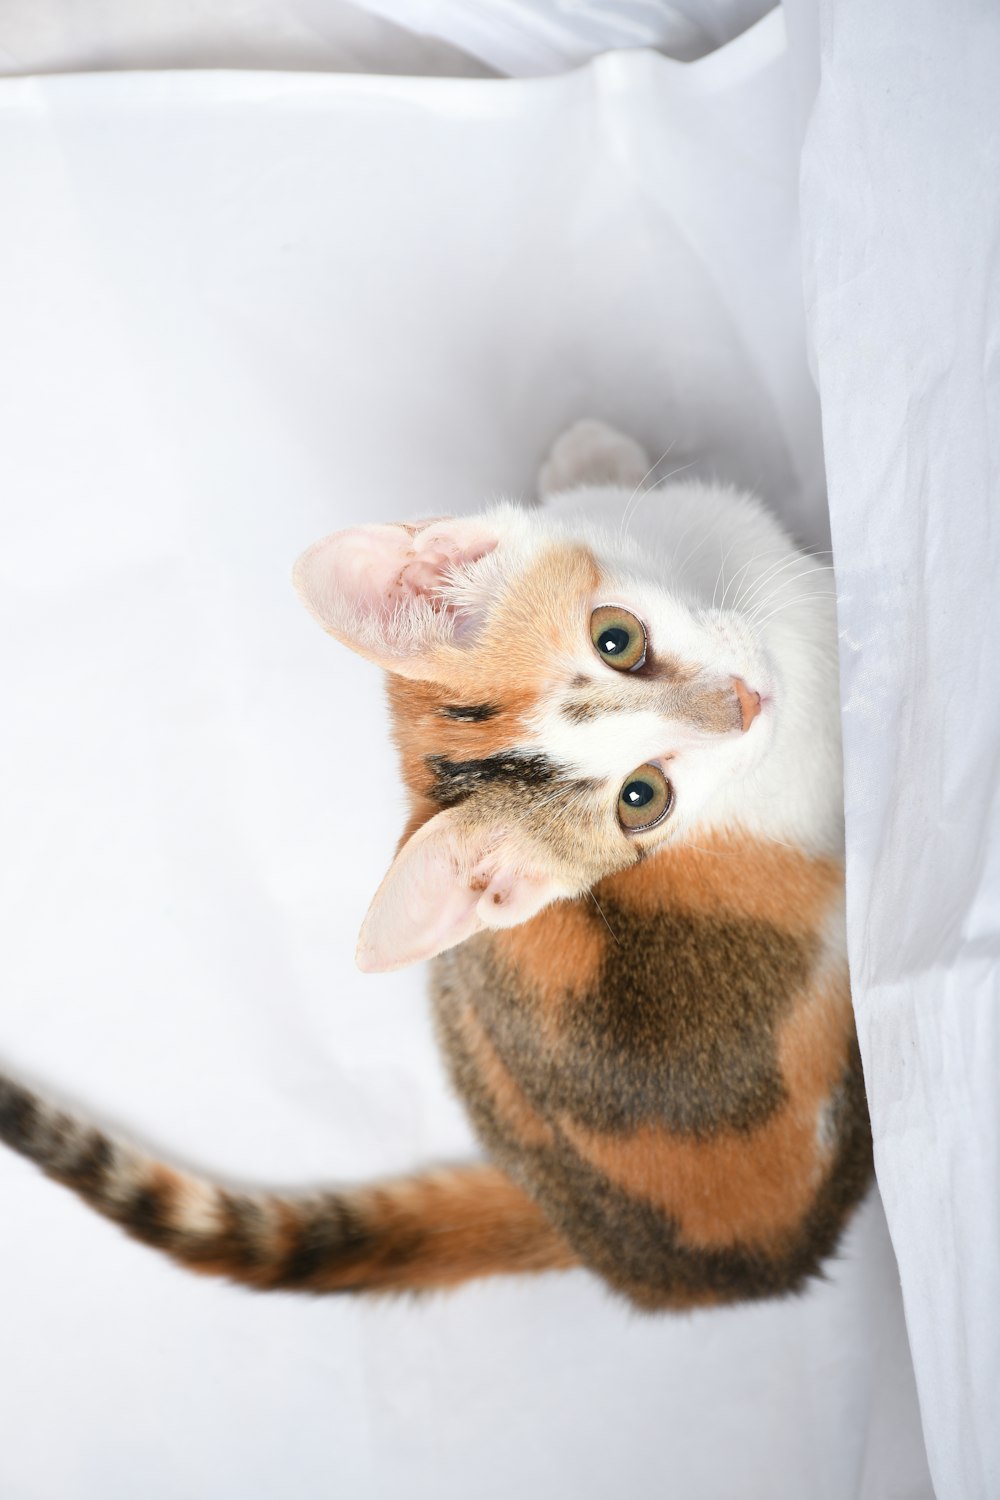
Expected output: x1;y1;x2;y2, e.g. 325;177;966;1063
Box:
537;419;650;500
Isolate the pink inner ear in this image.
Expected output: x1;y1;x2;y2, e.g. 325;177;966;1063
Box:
293;518;498;663
355;813;483;973
355;813;568;973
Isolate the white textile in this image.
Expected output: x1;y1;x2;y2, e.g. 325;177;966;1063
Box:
800;1;1000;1495
352;0;774;72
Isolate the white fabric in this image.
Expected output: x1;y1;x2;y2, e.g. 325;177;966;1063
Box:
0;0;773;79
0;12;933;1498
352;0;774;71
799;2;1000;1495
0;0;493;78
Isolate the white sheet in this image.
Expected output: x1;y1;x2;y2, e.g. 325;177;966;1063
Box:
800;1;1000;1494
0;0;774;79
0;0;493;78
352;0;774;71
0;14;932;1498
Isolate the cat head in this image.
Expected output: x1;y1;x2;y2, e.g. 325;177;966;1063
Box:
295;502;785;972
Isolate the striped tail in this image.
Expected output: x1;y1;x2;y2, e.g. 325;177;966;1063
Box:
0;1075;576;1293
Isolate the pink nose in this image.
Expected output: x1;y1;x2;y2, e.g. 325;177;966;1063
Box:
732;677;761;733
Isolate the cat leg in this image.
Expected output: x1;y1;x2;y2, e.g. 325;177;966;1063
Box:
537;418;651;500
0;1074;577;1293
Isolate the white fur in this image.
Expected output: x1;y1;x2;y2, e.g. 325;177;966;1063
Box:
448;477;842;859
537;417;652;497
556;479;842;856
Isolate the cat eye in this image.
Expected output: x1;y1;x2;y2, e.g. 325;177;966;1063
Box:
617;764;673;832
590;605;646;671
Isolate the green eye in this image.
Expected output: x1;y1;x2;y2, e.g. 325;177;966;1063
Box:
617;764;673;832
590;605;646;671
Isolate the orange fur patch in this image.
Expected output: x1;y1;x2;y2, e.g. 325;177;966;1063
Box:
467;543;600;692
597;836;843;939
386;542;599;803
387;677;535;804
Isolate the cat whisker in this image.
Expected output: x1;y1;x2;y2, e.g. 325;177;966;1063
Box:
727;547;795;612
711;538;726;611
712;536;742;612
721;546;789;612
720;557;756;612
746;576;839;624
618;440;677;544
621;459;699;546
750;592;839;631
662;512;703;571
742;566;837;623
680;842;740;859
737;555;834;615
671;526;716;577
738;552;825;604
587;889;622;946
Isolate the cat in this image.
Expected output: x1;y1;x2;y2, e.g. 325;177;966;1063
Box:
0;419;871;1309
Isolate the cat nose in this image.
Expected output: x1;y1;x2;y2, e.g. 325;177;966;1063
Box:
732;677;761;733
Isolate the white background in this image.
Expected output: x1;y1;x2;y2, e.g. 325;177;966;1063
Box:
0;2;967;1495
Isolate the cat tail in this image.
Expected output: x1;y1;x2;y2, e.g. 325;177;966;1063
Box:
0;1074;576;1293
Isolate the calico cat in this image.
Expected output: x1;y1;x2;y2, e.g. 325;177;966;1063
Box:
0;420;871;1310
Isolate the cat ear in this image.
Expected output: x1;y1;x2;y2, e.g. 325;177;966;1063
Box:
293;517;500;675
356;812;567;973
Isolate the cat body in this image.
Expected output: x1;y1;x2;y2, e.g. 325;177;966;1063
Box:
0;421;871;1308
